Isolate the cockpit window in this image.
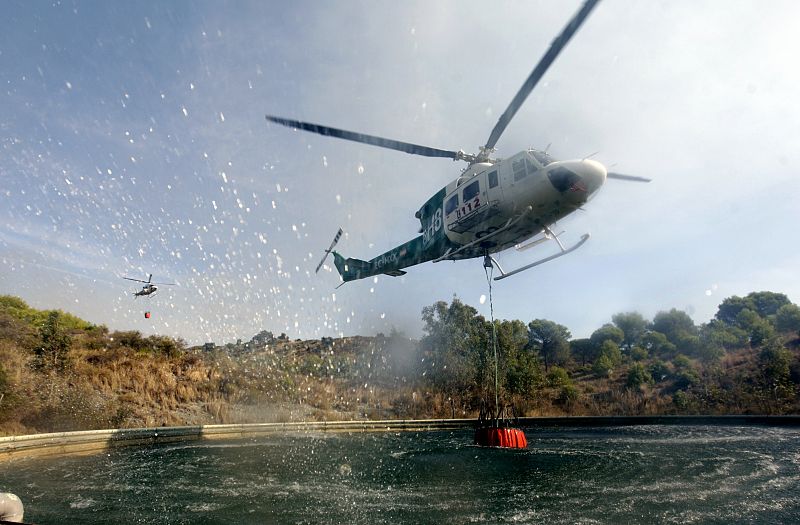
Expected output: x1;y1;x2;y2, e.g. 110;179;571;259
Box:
512;158;527;181
531;150;554;166
547;166;581;192
445;194;458;215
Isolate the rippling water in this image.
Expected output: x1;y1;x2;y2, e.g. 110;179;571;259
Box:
4;425;800;524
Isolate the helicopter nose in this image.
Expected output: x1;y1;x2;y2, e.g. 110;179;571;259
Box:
574;159;607;192
546;159;607;200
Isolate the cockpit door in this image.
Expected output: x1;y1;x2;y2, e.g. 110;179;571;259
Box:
444;170;502;236
484;167;503;205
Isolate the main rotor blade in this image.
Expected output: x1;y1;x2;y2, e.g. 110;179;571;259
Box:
151;282;177;286
484;0;602;151
123;277;149;284
607;172;651;183
266;115;462;160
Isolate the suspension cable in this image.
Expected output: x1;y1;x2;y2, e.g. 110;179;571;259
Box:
483;263;499;415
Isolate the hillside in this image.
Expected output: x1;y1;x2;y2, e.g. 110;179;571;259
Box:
1;292;798;436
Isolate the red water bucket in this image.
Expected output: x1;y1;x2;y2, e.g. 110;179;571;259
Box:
144;311;151;319
474;427;527;449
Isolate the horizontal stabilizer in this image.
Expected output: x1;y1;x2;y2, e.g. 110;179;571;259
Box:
332;252;372;282
383;270;407;277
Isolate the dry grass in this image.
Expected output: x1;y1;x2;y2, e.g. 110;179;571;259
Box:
2;316;799;436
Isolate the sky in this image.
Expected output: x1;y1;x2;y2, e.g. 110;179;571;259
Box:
1;0;799;345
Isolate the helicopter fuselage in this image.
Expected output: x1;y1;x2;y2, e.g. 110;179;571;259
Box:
430;150;606;255
276;0;647;284
332;150;607;282
134;285;157;297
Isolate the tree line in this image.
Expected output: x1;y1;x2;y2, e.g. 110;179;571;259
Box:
412;291;800;415
2;290;799;434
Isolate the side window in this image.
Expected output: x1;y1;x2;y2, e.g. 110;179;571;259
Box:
445;194;459;215
488;170;498;188
463;180;480;201
513;158;527;181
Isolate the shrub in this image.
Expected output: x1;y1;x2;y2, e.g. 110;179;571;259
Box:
672;354;691;370
626;363;653;390
557;384;579;405
34;311;72;372
546;366;571;388
673;369;700;390
649;360;671;382
672;390;691;411
592;354;614;378
775;304;800;335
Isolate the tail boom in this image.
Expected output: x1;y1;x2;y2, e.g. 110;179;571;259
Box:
332;236;434;283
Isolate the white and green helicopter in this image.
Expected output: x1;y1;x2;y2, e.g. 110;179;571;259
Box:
267;0;648;284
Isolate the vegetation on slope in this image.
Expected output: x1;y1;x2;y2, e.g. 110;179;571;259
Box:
1;291;798;436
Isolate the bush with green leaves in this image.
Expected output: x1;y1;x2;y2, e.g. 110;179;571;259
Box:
673;368;700;390
716;292;791;325
630;346;648;361
775;304;800;335
672;354;691;370
546;366;571;388
34;311;72;372
672;390;692;411
0;364;9;398
649;360;671;382
641;331;677;359
557;384;579;405
626;363;653;390
592;354;615;378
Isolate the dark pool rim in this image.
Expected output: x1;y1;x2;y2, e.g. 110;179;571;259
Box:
2;415;798;462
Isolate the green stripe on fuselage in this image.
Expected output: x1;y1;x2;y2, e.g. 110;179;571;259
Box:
334;187;457;282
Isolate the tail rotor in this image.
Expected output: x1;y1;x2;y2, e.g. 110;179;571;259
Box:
316;228;343;273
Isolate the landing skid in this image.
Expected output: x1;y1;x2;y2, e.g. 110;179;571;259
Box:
484;229;590;280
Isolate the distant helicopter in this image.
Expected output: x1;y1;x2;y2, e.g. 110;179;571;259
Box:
123;274;175;298
267;0;649;284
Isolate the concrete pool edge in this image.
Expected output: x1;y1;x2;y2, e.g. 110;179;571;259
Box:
2;415;798;462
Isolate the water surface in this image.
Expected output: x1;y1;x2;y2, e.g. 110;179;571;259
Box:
4;425;800;524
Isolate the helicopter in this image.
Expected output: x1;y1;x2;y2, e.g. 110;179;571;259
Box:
123;274;175;298
267;0;649;284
